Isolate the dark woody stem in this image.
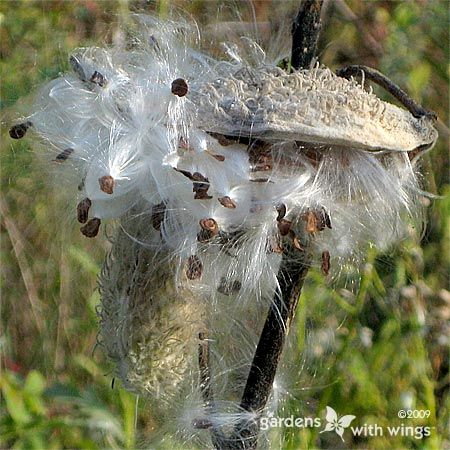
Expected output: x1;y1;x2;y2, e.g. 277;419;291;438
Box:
336;65;437;120
240;257;310;413
291;0;324;70
230;249;311;449
203;2;323;448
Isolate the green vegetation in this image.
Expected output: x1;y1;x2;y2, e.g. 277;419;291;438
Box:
1;1;448;449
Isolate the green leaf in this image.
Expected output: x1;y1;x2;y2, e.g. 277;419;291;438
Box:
1;374;32;425
23;371;45;396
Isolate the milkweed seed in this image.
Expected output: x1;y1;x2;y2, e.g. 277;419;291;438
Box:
174;167;193;179
305;210;319;233
186;255;202;280
198;218;218;242
54;148;74;162
199;218;218;234
98;175;115;194
209;133;235;146
69;55;87;81
171;78;188;97
194;191;213;200
291;232;303;251
192;172;212;199
210;153;225;162
90;71;106;87
276;203;287;221
218;196;236;209
268;236;283;254
77;197;92;223
277;219;292;236
80;218;101;238
151;202;166;230
321;250;330;275
9;121;32;139
305;208;332;232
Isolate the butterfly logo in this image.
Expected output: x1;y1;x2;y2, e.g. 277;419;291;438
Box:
320;406;356;442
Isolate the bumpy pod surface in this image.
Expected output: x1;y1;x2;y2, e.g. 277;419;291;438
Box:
99;210;202;404
193;66;438;152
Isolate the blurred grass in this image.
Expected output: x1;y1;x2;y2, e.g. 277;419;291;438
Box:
1;1;448;449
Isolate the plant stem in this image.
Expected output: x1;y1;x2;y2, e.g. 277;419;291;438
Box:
291;0;324;70
204;2;323;448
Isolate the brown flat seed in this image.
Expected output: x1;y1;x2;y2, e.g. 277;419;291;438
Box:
80;218;101;238
268;236;283;254
54;148;74;162
192;172;209;183
276;203;287;221
210;153;225;162
213;133;235;146
277;219;292;236
321;250;330;275
174;167;194;180
9;121;32;139
199;218;218;234
305;210;322;233
171;78;188;97
151;202;166;230
69;55;87;81
77;197;92;224
99;175;115;194
90;71;106;87
194;191;213;200
197;218;218;242
186;255;202;280
192;172;212;199
305;208;332;232
291;232;303;251
218;196;236;209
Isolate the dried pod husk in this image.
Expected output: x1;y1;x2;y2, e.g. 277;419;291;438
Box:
98;211;203;409
193;67;437;152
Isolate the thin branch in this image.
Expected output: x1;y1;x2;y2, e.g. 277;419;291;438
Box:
232;250;311;449
336;64;437;120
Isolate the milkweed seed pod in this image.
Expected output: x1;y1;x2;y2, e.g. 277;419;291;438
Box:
12;12;438;448
98;208;202;410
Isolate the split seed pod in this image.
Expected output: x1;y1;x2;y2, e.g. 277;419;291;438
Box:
193;67;437;152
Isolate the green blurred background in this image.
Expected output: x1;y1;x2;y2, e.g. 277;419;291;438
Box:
1;1;448;448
